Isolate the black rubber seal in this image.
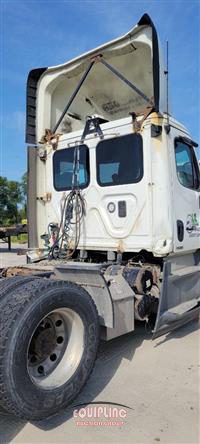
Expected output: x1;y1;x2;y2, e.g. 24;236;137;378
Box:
138;14;160;112
26;68;47;144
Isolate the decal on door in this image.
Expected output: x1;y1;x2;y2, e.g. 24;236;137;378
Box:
186;213;200;237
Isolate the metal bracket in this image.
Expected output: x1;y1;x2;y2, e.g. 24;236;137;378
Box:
40;129;61;149
130;106;153;132
81;116;107;142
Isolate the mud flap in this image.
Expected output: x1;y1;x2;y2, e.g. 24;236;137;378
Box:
153;262;200;338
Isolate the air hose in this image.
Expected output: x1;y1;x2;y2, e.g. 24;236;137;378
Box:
49;145;85;259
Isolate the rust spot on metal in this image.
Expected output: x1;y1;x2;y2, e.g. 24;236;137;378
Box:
130;105;154;133
150;112;163;126
1;267;38;278
1;265;55;278
40;129;61;150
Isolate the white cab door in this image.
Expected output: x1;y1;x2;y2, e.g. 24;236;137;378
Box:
171;130;200;253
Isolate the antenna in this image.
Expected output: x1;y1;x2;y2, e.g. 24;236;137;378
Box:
166;40;169;118
164;40;170;133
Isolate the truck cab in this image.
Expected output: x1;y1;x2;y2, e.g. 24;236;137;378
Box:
28;112;200;260
25;15;199;263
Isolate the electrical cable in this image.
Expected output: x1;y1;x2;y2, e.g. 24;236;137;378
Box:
48;145;85;260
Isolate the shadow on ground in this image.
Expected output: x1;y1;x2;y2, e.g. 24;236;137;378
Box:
0;247;26;254
154;316;199;347
0;320;199;443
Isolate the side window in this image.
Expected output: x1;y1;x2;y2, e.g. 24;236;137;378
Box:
175;140;200;190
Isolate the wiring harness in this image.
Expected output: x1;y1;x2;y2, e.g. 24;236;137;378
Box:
48;145;85;259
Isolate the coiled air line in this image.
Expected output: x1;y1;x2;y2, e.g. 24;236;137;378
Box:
49;145;85;259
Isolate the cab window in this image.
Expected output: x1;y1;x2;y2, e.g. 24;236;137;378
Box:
175;140;200;190
53;145;89;191
96;133;143;187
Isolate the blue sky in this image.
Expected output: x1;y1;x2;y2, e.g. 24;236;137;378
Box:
1;0;199;181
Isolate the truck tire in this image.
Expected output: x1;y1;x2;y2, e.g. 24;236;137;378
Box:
0;278;99;420
0;275;40;302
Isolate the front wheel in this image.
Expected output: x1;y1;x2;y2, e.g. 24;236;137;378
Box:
0;278;99;420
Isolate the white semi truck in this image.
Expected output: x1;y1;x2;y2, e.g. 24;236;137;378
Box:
0;14;199;421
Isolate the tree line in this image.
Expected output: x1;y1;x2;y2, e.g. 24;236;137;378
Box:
0;173;27;226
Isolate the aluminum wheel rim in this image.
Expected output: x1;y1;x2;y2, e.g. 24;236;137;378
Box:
27;308;84;389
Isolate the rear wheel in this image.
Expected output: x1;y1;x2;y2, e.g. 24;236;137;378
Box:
0;278;99;420
0;274;39;301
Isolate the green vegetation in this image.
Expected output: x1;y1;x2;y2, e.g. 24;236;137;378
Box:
10;234;28;244
0;173;27;226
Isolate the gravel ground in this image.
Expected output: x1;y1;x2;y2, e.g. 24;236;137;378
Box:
0;242;27;268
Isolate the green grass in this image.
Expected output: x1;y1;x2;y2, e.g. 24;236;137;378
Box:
11;234;28;244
